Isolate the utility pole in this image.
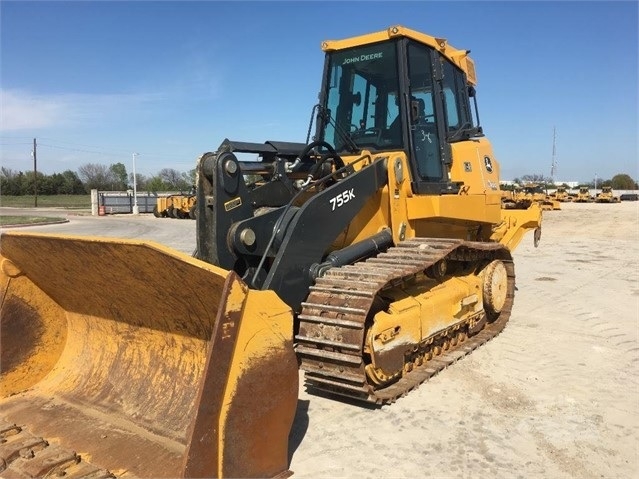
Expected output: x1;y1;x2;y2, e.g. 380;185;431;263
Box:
32;138;38;207
132;153;139;214
550;126;557;184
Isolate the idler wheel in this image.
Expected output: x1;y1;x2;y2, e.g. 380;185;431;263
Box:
483;260;508;316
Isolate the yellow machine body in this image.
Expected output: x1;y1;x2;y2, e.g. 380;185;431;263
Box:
291;26;541;404
327;144;540;254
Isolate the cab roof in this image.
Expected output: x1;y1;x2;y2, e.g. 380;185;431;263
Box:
321;25;477;85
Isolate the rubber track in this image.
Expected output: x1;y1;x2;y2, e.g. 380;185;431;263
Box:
295;237;515;405
0;419;116;479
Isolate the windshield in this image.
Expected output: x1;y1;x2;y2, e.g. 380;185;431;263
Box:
322;41;402;153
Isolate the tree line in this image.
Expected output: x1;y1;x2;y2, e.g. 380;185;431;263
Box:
510;173;638;190
0;162;196;196
2;164;636;196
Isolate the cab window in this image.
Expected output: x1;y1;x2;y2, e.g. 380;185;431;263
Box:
407;42;442;181
441;58;473;134
323;41;402;152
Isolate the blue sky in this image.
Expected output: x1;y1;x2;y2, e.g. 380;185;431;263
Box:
1;0;637;183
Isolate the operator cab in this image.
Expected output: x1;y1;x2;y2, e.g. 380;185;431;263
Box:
318;33;482;194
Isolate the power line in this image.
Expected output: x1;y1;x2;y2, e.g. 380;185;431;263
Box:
36;137;195;160
2;137;199;176
37;137;134;156
35;140;191;162
38;143;129;158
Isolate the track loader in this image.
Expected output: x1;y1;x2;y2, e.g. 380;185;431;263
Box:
594;186;620;203
550;185;573;202
574;185;594;202
519;183;558;211
0;26;541;478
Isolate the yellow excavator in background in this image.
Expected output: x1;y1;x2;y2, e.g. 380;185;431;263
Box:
0;26;541;478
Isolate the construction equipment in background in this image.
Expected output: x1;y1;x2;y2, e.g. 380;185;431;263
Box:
549;185;573;202
503;184;558;211
518;183;559;211
500;188;517;209
154;193;197;219
153;193;176;217
1;25;541;478
594;186;620;203
501;186;528;209
574;185;594;203
177;194;197;218
545;196;561;211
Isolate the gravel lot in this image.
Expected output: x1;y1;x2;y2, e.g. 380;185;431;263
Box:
2;200;637;479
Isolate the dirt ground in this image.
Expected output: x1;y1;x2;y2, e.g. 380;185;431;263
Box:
1;200;637;478
288;201;639;479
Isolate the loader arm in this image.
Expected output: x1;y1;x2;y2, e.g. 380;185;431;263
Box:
196;139;309;270
196;141;389;313
251;157;387;311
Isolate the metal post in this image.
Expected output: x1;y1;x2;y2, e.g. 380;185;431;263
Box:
132;152;139;214
33;138;38;207
550;126;557;184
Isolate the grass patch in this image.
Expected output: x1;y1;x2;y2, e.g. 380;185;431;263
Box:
0;195;91;209
0;216;66;226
